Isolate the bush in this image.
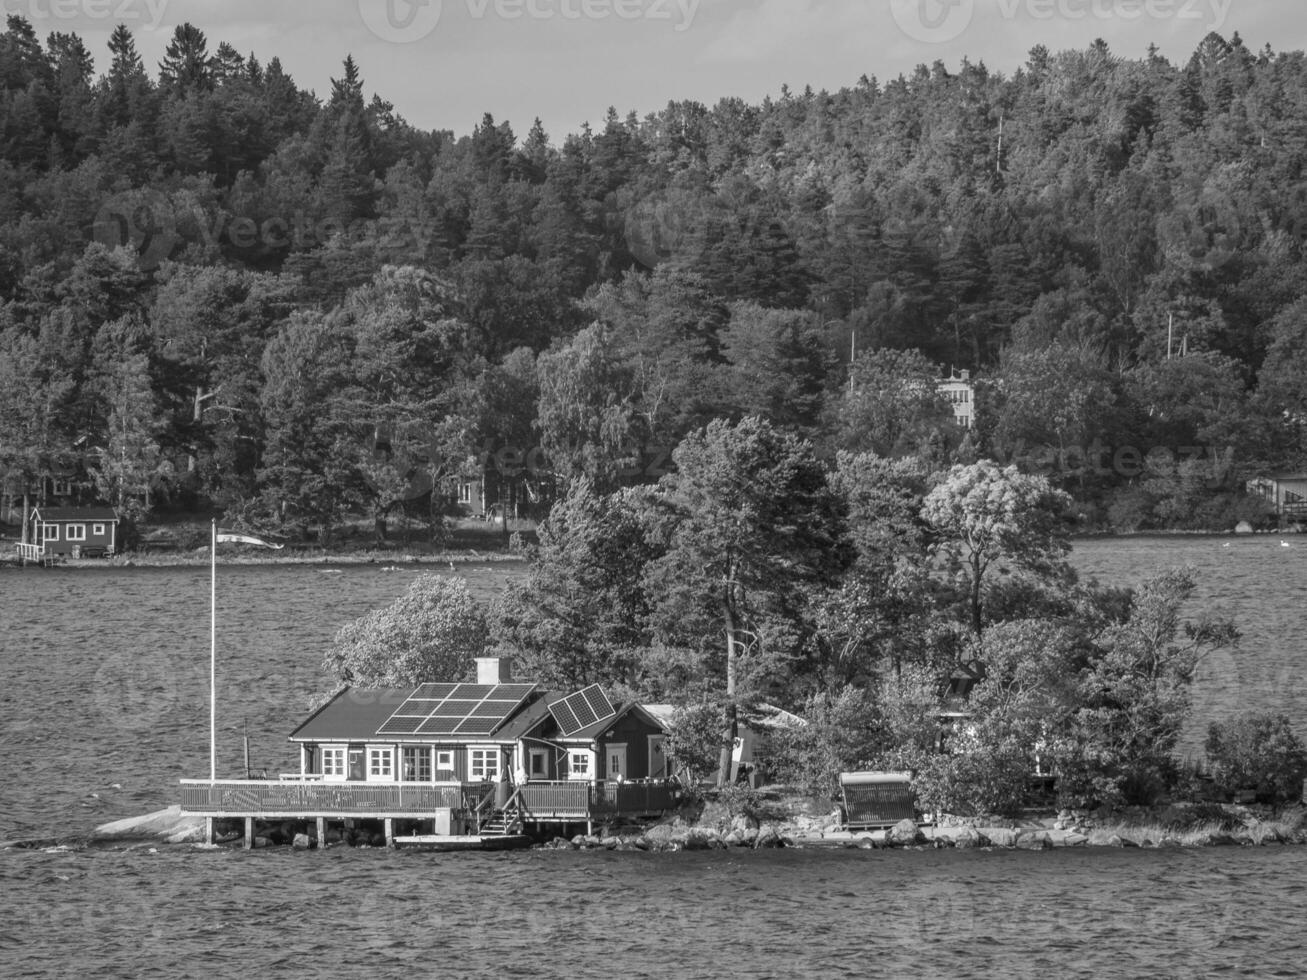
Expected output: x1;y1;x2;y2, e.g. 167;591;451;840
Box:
665;702;728;789
770;687;883;798
1205;713;1307;804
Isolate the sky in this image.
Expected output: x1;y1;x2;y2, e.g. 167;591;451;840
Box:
21;0;1307;142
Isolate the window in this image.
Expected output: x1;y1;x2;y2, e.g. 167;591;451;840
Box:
435;750;455;775
457;482;473;504
568;751;592;780
402;746;431;782
66;524;86;542
469;748;499;781
322;747;346;780
368;747;393;779
92;523;106;536
41;523;58;542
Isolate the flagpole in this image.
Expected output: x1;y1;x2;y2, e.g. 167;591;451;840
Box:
210;518;216;783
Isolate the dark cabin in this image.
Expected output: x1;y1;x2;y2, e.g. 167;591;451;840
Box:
27;506;119;557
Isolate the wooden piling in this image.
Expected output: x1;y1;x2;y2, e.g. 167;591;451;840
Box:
205;817;214;845
384;818;394;848
244;816;253;849
316;817;326;849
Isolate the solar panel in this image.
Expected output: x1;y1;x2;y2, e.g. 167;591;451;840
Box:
548;685;617;737
378;682;536;737
381;716;425;734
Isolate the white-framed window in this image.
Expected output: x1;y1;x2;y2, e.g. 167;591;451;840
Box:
401;746;432;782
469;747;499;781
92;523;106;536
368;746;394;780
322;746;346;781
457;482;473;504
568;750;592;780
435;749;455;775
41;523;58;542
66;524;86;542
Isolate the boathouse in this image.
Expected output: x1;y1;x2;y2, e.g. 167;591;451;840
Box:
1247;473;1307;524
21;505;119;561
179;657;680;847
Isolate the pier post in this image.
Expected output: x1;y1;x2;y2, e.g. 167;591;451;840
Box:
316;817;326;849
384;818;394;848
244;817;253;850
205;817;214;845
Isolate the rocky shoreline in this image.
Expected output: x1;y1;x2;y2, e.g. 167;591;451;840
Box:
5;800;1303;854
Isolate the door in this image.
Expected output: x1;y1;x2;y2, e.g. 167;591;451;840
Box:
529;749;549;781
348;745;365;781
647;735;667;778
607;744;627;780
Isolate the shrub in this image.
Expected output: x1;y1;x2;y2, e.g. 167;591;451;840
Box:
770;687;883;798
1205;713;1307;804
665;702;728;789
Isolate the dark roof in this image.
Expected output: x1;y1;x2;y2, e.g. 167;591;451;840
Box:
31;506;119;522
289;687;414;741
493;693;558;741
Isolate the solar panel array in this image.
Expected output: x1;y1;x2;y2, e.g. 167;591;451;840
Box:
548;684;617;737
378;683;536;737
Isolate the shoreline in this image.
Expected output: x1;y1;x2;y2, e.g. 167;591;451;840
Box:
4;802;1303;854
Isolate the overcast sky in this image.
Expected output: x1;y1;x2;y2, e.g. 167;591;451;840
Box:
37;0;1307;142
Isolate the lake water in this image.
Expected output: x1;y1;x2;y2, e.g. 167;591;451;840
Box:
1;538;1305;978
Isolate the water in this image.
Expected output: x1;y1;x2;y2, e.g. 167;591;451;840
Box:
1;541;1305;978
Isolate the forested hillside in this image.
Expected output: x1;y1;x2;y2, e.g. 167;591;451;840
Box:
2;17;1305;540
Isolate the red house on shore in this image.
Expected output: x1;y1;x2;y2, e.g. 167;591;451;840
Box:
22;506;119;559
179;658;679;846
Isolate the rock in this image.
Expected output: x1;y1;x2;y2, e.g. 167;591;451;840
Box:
985;829;1018;848
950;829;987;849
1017;831;1052;850
601;836;621;850
724;831;745;847
643;824;675;843
1105;835;1138;848
1235;520;1254;534
1061;833;1089;847
253;836;272;849
570;834;588;848
889;819;924;846
292;833;312;850
754;830;784;849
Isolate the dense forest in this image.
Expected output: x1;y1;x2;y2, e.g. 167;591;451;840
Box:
2;17;1306;541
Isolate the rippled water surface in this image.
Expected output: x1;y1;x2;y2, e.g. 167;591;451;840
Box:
2;541;1305;979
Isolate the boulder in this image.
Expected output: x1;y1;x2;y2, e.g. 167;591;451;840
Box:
1234;520;1254;534
1105;835;1138;848
292;833;312;850
1016;831;1052;850
888;819;924;846
1061;833;1089;847
601;836;621;850
252;836;272;849
984;829;1018;848
950;829;988;849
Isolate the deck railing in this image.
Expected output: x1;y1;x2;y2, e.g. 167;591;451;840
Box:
179;777;681;819
178;779;465;815
16;543;43;562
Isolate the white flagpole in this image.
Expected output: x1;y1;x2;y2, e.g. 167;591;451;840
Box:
210;518;216;783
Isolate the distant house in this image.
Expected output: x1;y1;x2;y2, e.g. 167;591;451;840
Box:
938;370;976;429
24;506;119;559
1247;474;1307;523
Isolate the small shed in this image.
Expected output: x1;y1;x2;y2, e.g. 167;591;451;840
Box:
27;506;119;557
839;771;916;830
1247;474;1307;523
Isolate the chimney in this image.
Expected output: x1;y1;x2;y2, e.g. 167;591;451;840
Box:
475;656;513;685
